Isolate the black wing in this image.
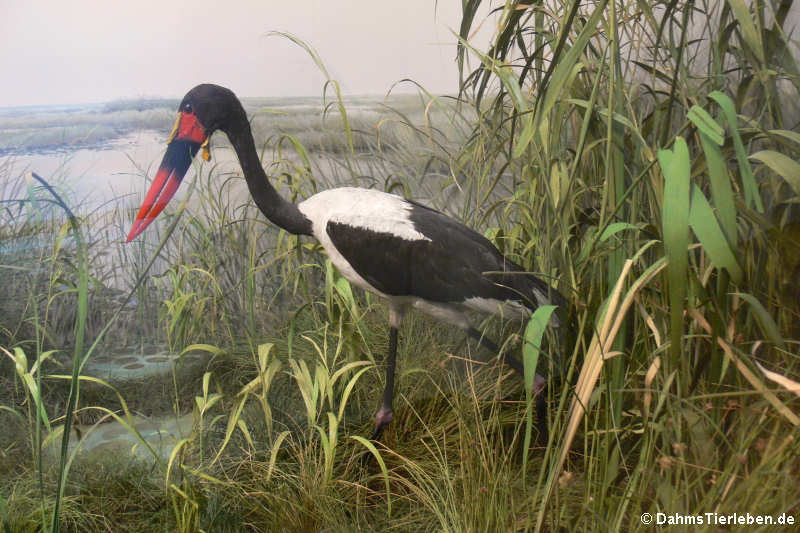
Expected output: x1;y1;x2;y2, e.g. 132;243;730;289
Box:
326;201;555;309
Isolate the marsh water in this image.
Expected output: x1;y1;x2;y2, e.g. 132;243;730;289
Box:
2;130;242;213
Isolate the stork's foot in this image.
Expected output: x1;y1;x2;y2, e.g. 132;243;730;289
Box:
533;373;546;394
370;405;394;441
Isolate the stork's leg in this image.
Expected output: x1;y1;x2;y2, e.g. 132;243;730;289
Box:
371;326;398;440
371;307;405;441
467;327;549;442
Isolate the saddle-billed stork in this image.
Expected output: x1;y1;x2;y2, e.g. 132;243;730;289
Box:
126;84;565;440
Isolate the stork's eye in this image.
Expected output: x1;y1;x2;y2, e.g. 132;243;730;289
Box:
182;103;193;114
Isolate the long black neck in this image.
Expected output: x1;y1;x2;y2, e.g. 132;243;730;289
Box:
226;121;312;236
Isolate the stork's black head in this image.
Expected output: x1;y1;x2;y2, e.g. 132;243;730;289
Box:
179;84;247;137
126;84;245;242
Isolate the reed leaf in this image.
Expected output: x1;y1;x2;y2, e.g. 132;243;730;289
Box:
659;138;691;365
521;305;556;470
689;184;743;283
749;150;800;195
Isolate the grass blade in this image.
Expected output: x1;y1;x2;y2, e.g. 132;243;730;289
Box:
709;91;764;212
689;184;743;283
698;129;737;244
726;0;766;63
717;339;798;425
350;436;391;515
658;138;691;365
733;292;785;348
521;305;556;470
688;106;725;146
749;150;800;195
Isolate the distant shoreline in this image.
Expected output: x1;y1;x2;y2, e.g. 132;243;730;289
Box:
0;94;422;157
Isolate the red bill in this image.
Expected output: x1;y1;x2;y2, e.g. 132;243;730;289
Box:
125;111;207;242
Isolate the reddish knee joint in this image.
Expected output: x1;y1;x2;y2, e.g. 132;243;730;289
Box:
374;406;394;429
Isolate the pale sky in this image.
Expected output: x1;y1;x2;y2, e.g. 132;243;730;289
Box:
1;1;495;107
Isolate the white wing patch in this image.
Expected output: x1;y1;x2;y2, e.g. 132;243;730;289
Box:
299;188;430;242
